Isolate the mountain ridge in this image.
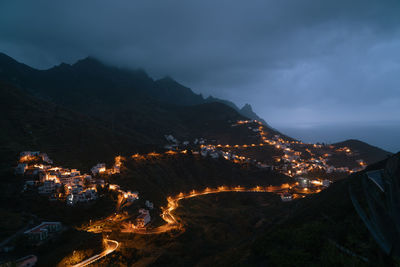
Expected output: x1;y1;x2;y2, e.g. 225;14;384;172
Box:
0;52;392;163
0;52;269;126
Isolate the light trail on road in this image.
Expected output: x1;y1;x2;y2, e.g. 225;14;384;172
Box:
72;239;119;267
121;183;305;234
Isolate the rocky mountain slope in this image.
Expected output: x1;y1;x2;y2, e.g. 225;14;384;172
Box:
0;53;267;125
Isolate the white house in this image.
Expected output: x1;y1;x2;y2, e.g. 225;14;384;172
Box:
91;163;106;176
297;177;311;188
123;191;139;202
136;209;151;228
66;194;76;205
281;192;293;202
66;189;97;205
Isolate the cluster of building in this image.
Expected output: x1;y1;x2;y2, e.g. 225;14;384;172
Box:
267;135;366;177
109;184;140;202
280;192;293;202
200;120;368;179
19;151;53;164
156;119;368;202
16;152;126;205
200;145;224;159
199;144;272;168
140;120;369;205
66;188;98;205
279;177;331;201
13;119;370;239
91;156;123;176
164;134;206;150
16;151;52;175
297;176;331;188
16;151;150;214
157;119;366;184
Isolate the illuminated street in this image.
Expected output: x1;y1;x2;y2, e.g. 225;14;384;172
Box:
120;183;319;234
72;239;119;267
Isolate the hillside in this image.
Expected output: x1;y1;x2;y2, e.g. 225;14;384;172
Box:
333;139;392;165
101;154;398;266
0;81;256;173
241;154;399;266
0;52;269;127
0;81;155;176
110;153;289;205
154;76;204;106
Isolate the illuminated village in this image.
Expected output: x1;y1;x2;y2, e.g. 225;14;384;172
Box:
199;120;366;177
15;120;367;223
17;152;120;205
11;119;369;266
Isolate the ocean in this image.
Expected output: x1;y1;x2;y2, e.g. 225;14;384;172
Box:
276;121;400;153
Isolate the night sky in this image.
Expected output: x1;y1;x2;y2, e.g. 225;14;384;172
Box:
1;1;399;150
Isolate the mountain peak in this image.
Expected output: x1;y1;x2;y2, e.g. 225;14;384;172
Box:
240;103;253;113
239;103;269;127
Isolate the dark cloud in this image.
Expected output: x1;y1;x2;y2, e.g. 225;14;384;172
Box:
1;0;399;127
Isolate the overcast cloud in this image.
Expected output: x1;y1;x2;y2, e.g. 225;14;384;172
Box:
1;0;400;127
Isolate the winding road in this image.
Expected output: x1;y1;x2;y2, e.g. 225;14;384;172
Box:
121;183;310;234
75;183;316;266
72;239;119;267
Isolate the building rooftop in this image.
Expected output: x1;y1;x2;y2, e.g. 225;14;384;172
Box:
24;222;61;234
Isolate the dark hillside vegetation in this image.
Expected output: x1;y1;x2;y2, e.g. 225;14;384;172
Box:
0;80;255;175
110;153;290;206
0;81;148;172
105;192;284;266
241;154;400;266
333;139;392;165
103;155;399;266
